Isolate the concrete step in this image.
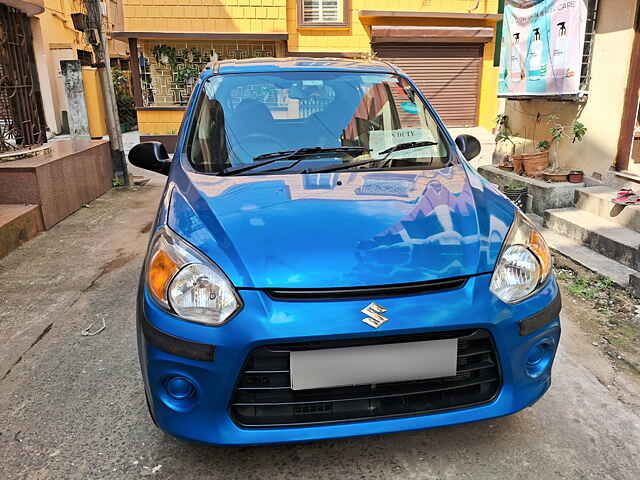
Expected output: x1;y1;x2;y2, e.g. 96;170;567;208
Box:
0;204;43;259
544;207;640;271
575;185;640;232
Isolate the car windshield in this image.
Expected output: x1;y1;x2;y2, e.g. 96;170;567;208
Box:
186;71;452;175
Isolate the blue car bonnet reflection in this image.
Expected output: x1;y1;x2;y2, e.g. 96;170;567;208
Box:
167;164;515;288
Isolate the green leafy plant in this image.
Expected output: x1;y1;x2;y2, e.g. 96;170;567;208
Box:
547;114;588;145
537;140;551;151
173;64;200;86
573;121;587;143
494;114;516;148
152;44;177;68
543;115;588;172
567;275;614;300
111;69;137;132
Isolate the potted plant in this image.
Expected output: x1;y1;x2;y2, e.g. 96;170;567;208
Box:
152;44;177;68
498;159;515;172
542;116;588;182
493;114;519;171
503;181;528;211
513;137;550;178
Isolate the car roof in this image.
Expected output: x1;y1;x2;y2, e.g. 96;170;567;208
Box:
205;57;399;76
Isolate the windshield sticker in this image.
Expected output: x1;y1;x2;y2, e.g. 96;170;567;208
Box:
369;128;438;159
400;102;418;114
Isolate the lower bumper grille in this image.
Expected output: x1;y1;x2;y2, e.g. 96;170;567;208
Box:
230;329;501;428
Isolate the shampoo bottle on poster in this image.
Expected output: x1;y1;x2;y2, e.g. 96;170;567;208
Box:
499;32;508;92
553;22;568;77
510;33;522;82
529;28;544;80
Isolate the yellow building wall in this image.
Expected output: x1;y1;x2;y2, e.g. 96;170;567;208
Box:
35;1;128;133
128;0;501;132
504;0;637;179
287;0;500;52
286;0;500;130
123;0;288;33
39;0;127;55
138;109;185;135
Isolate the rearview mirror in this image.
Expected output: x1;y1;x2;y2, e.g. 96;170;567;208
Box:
128;141;171;175
455;134;481;161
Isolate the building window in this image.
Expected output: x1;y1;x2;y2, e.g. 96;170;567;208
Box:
298;0;349;27
77;50;93;67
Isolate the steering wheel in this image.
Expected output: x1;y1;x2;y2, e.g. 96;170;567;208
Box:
239;133;287;158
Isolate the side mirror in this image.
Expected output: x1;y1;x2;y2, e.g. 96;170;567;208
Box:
128;141;171;175
455;134;481;161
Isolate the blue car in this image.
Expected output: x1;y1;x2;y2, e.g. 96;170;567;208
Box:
129;58;561;446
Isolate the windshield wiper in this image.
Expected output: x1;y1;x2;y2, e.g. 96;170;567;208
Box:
220;146;369;176
304;140;439;174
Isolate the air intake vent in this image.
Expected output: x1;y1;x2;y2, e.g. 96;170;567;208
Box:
230;329;501;428
264;276;468;301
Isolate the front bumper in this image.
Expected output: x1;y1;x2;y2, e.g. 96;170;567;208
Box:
137;273;561;445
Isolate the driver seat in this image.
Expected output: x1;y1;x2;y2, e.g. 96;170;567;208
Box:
231;99;274;138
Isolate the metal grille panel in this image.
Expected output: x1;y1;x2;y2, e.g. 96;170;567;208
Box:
231;329;501;428
138;40;277;107
0;5;46;154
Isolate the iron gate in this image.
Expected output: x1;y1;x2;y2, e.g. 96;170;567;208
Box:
0;5;46;154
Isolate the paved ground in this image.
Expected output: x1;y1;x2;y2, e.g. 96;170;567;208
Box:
1;140;640;479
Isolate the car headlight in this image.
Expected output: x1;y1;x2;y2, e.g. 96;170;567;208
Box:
490;211;552;304
144;226;242;325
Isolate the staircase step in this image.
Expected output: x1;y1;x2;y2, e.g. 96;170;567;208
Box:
0;204;43;259
544;208;640;271
575;186;640;232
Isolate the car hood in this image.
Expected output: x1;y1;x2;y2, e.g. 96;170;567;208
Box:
167;164;515;289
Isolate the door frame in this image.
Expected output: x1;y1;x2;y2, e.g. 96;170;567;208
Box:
616;1;640;171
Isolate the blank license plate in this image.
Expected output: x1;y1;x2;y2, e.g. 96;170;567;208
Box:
290;339;458;391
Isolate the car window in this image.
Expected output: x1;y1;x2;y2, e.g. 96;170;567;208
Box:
186;72;451;174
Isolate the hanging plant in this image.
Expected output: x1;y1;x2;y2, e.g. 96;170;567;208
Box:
173;64;200;86
152;44;177;68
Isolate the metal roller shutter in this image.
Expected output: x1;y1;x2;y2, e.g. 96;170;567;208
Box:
374;43;483;127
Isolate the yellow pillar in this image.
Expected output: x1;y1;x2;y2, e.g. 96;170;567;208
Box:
81;67;108;139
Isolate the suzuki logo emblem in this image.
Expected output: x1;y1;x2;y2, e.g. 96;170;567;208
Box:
361;302;389;329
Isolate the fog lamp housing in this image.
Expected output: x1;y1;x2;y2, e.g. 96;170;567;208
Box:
160;375;198;412
166;376;195;400
525;338;556;378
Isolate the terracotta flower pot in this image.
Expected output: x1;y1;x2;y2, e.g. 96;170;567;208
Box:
568;170;584;183
512;155;524;175
513;151;549;178
543;171;568;182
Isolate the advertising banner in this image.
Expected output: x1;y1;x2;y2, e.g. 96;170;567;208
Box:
498;0;588;97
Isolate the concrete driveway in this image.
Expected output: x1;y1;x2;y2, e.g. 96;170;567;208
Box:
1;177;639;480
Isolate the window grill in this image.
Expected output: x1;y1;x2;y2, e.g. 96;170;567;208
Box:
579;0;599;93
0;5;46;154
303;0;340;23
138;40;277;107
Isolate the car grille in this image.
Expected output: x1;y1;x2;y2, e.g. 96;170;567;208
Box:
264;276;468;301
230;329;501;428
